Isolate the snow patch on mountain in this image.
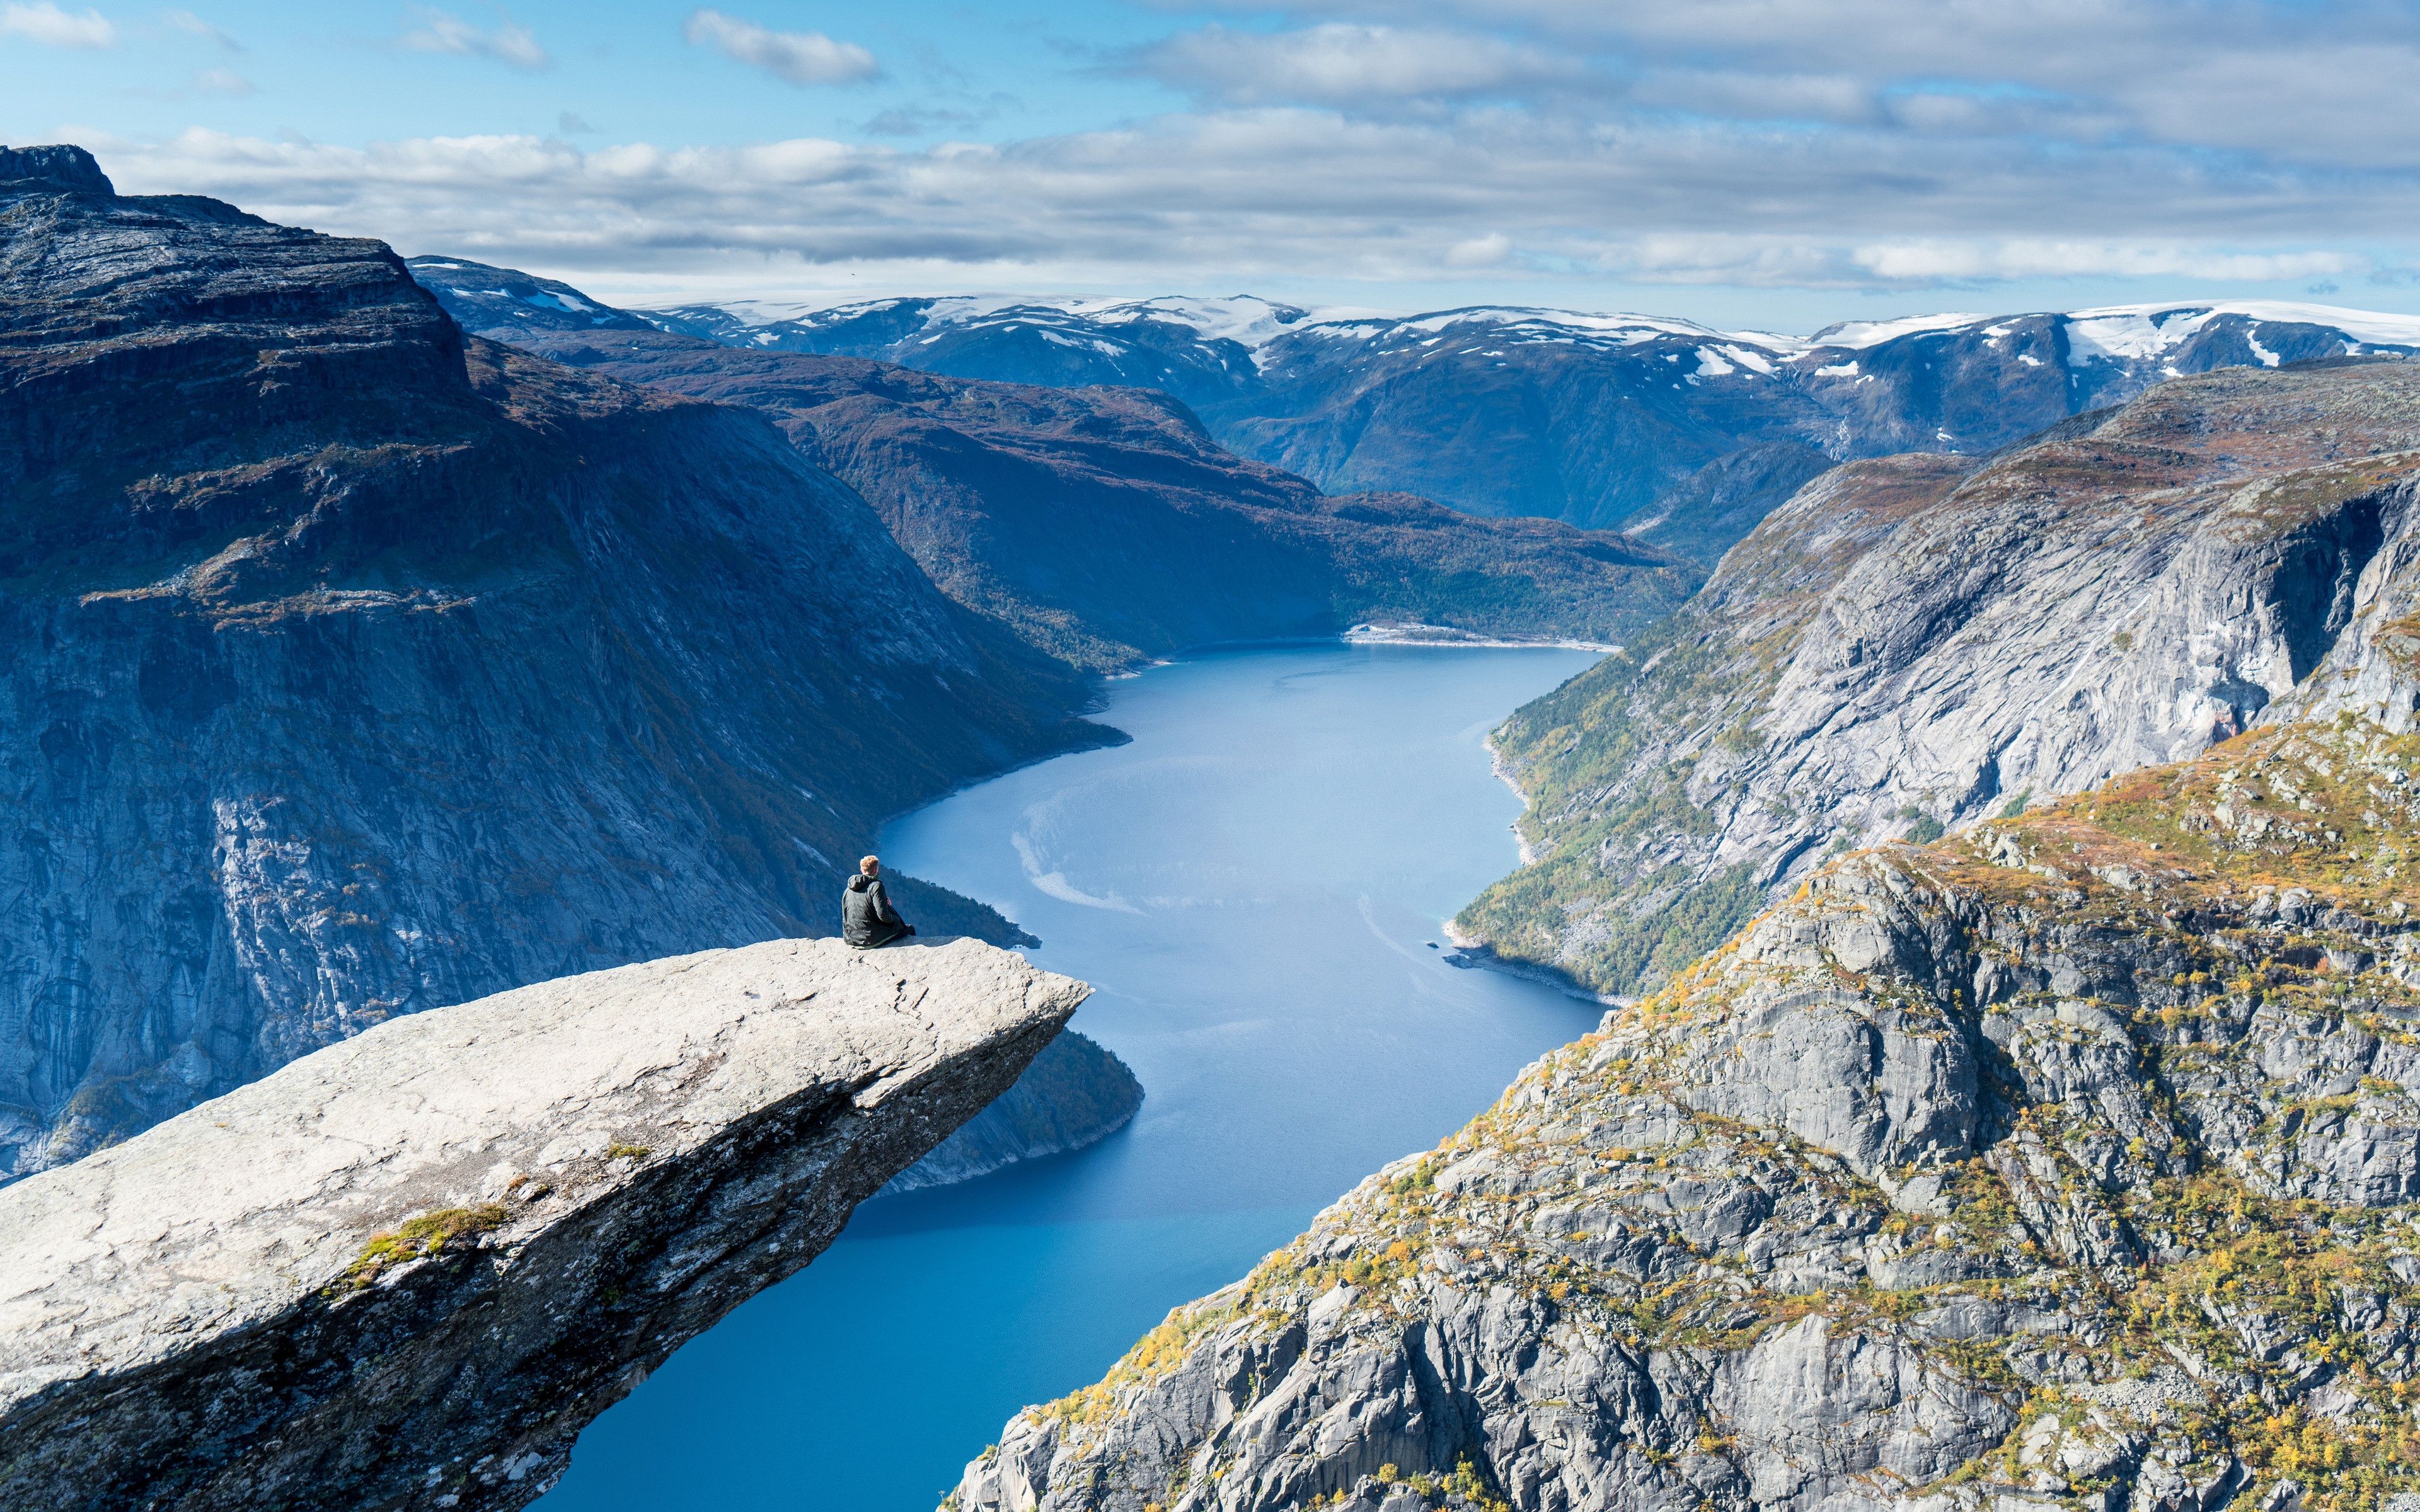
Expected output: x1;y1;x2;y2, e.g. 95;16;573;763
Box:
2061;299;2420;360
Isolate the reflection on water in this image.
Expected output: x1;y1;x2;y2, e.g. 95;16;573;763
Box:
541;643;1606;1510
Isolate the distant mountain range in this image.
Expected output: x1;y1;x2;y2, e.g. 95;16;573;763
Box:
409;259;1704;672
412;256;2420;559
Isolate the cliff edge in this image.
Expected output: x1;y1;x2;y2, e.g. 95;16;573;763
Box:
957;709;2420;1512
0;935;1088;1511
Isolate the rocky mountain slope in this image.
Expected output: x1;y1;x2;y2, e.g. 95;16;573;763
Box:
0;935;1086;1512
955;702;2420;1512
0;146;1121;1179
404;255;657;337
469;324;1701;673
1458;357;2420;997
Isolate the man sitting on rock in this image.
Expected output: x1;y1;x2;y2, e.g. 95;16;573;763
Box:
843;855;917;948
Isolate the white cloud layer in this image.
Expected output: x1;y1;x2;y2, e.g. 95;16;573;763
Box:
52;0;2420;303
682;9;876;86
1;1;113;48
1136;23;1579;108
395;7;548;71
161;8;236;49
84;117;2402;299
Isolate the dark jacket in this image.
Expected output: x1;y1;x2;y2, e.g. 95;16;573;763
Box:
843;873;908;946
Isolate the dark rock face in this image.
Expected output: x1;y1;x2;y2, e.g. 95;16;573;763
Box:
1459;361;2420;996
1614;440;1836;566
0;936;1088;1512
958;717;2420;1512
887;1023;1144;1193
403;254;656;336
0;142;115;194
0;162;1112;1178
498;328;1702;672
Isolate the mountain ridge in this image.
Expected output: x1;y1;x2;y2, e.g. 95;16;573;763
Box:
525;274;2420;552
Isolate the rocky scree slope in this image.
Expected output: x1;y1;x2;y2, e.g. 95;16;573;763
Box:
0;934;1088;1512
0;147;1116;1178
1459;359;2420;997
491;326;1700;672
957;710;2420;1512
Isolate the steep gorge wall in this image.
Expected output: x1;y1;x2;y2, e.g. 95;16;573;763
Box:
0;151;1114;1177
1460;362;2420;996
500;328;1702;673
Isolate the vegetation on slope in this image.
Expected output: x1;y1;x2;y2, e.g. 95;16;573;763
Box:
964;709;2420;1512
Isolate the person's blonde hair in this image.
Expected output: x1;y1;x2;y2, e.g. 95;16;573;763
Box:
859;855;880;874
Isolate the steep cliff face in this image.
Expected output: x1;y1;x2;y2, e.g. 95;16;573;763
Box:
957;713;2420;1512
0;149;1113;1178
0;935;1089;1512
1458;360;2420;995
495;328;1700;672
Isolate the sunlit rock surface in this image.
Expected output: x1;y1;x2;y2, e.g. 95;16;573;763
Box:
0;936;1086;1511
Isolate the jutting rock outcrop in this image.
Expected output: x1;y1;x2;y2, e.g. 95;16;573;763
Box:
0;146;1114;1177
0;934;1087;1511
1460;358;2420;995
955;711;2420;1512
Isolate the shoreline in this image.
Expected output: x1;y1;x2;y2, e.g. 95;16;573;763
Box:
1344;623;1621;654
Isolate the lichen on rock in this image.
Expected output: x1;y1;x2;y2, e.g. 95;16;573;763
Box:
956;712;2420;1512
0;935;1088;1512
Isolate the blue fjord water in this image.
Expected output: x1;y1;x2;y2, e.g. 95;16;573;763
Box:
541;642;1606;1511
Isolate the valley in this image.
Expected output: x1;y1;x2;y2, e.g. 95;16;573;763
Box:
11;108;2420;1512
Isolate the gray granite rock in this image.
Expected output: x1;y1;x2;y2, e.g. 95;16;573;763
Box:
954;714;2420;1512
0;934;1087;1511
1461;361;2420;997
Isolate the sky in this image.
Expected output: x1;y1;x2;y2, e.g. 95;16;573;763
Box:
6;0;2420;331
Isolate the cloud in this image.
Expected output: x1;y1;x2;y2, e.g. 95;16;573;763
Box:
83;117;2400;305
1445;231;1509;268
396;6;548;71
682;9;876;86
191;64;250;93
1252;0;2420;168
558;111;593;134
1134;23;1581;107
161;8;234;48
0;1;113;47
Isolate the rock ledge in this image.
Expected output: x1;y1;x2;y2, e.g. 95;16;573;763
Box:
0;935;1086;1511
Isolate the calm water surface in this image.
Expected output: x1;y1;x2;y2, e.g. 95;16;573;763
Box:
543;643;1606;1511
